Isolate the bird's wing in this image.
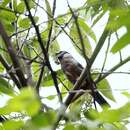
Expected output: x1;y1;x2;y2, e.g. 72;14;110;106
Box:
67;62;83;84
73;62;84;76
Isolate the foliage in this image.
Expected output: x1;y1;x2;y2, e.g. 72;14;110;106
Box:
0;0;130;130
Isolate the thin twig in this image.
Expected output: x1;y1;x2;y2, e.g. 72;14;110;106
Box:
115;31;122;62
92;71;130;75
41;88;130;99
32;0;81;52
10;4;88;38
67;1;89;63
23;0;62;103
46;0;57;52
17;0;39;56
0;54;21;88
57;76;69;91
96;33;111;81
96;56;130;83
90;27;110;66
51;16;73;43
36;63;45;94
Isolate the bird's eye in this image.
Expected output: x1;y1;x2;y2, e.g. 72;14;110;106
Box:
55;59;60;64
55;56;61;64
58;55;64;60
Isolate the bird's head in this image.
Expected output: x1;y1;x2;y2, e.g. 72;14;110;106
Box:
55;51;70;64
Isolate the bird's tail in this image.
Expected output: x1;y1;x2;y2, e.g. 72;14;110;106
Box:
71;90;110;107
94;91;110;107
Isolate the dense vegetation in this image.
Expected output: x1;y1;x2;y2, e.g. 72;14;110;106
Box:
0;0;130;130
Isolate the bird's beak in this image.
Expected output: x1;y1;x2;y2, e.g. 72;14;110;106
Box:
55;52;60;65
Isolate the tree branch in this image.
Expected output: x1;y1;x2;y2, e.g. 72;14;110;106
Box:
96;33;111;81
23;0;62;103
36;63;45;94
96;56;130;83
0;54;21;89
0;22;27;87
67;2;89;63
90;27;110;67
46;0;57;52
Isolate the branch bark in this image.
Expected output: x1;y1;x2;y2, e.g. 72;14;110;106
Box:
0;22;27;87
96;56;130;83
46;0;57;52
23;0;62;103
0;54;22;89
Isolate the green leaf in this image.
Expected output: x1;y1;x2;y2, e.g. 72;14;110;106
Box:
100;109;120;123
32;62;40;81
56;16;65;25
0;77;14;96
12;0;17;11
61;80;73;92
0;88;41;116
114;122;128;130
69;99;82;121
78;17;96;42
16;1;25;14
122;92;130;98
0;65;4;72
0;36;11;63
3;21;15;34
60;80;73;98
0;10;16;23
41;29;49;42
49;39;60;57
99;103;130;123
87;103;130;123
31;111;56;127
45;0;52;28
77;125;87;130
46;95;56;100
64;124;78;130
70;22;92;57
34;16;39;23
2;120;24;130
0;37;12;63
111;32;130;53
18;17;31;29
28;0;36;9
108;0;127;9
107;9;130;31
0;0;10;7
92;11;105;27
23;43;31;58
42;69;64;87
0;11;16;34
84;108;99;120
97;79;115;101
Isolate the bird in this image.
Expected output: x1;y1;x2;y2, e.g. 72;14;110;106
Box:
56;51;110;107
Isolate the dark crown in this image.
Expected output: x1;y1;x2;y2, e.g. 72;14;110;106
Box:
56;51;68;59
